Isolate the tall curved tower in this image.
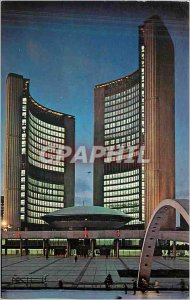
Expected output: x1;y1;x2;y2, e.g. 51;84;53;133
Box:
4;73;75;230
94;15;175;230
94;70;144;228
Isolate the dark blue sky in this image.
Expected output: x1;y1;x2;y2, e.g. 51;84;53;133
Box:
1;2;189;206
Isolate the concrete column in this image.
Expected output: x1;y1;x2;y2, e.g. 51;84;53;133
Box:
43;239;46;256
67;239;71;257
91;239;95;257
20;238;22;256
25;239;28;255
5;239;7;255
116;239;119;258
167;240;171;256
173;241;176;257
46;239;49;257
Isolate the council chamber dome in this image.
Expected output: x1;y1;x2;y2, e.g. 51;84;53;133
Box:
42;205;133;230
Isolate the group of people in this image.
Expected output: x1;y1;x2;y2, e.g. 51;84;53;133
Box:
124;279;152;295
115;279;160;299
58;270;186;293
137;278;160;294
105;275;161;294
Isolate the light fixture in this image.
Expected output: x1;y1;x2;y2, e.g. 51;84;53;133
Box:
1;220;7;227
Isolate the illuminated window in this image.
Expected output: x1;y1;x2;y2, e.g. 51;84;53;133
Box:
27;112;65;172
22;98;27;104
26;176;64;224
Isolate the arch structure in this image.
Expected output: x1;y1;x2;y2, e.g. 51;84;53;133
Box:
138;199;189;284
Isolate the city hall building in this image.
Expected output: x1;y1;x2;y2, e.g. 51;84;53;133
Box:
4;73;75;231
2;15;177;257
94;15;175;230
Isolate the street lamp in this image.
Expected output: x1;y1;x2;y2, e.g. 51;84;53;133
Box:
1;220;12;231
1;220;7;227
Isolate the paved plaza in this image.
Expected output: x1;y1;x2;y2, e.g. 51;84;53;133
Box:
2;256;189;291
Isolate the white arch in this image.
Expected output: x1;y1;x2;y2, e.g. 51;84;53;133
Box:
138;199;189;284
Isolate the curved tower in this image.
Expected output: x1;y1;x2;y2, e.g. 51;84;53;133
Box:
94;71;144;228
94;15;175;230
4;73;75;230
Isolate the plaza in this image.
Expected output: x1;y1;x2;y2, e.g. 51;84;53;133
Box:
2;255;189;290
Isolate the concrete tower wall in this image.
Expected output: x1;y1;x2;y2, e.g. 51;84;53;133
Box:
93;16;175;229
4;74;23;229
64;116;75;207
143;17;175;229
93;86;105;207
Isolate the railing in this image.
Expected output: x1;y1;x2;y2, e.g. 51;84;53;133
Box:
72;282;189;290
2;278;189;290
11;274;48;288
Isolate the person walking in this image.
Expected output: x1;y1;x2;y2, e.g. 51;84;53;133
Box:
180;279;185;292
132;280;137;295
144;278;148;293
74;255;78;263
141;278;148;293
45;248;49;260
107;273;113;288
104;275;110;290
58;279;63;289
154;280;160;293
124;283;128;294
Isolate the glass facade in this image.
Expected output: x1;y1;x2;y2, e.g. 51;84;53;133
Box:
20;169;26;221
4;74;74;230
140;39;145;222
2;238;145;257
27;177;64;224
20;94;70;227
104;169;140;220
104;83;140;149
21;97;27;155
20;96;27;223
102;71;144;227
28;111;65;173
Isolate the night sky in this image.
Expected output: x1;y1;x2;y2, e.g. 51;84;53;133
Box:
1;2;189;208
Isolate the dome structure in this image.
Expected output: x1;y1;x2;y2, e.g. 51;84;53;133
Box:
41;206;133;230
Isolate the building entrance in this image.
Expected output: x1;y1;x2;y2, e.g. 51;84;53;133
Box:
54;247;66;256
70;239;91;257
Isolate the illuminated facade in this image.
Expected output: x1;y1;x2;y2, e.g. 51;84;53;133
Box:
94;16;175;229
94;71;144;228
4;73;75;230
